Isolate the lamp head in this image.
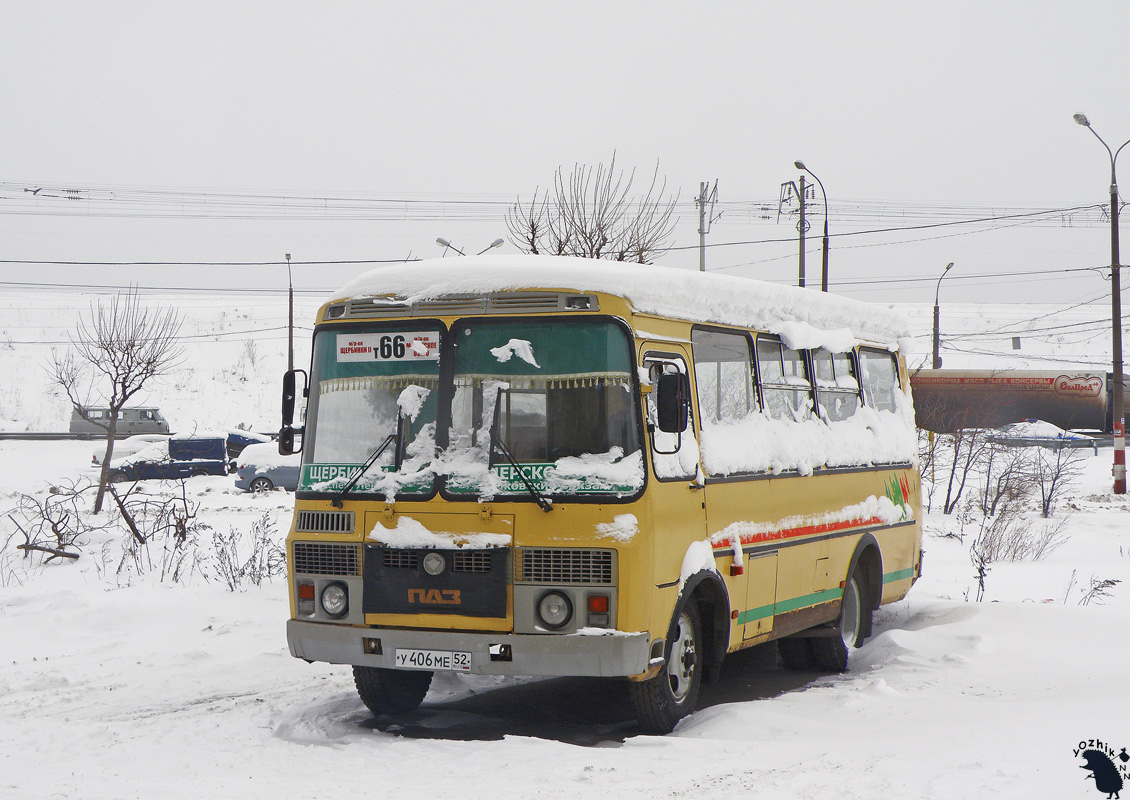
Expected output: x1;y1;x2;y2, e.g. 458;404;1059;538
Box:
794;160;806;171
436;238;451;248
945;261;954;272
1073;113;1091;127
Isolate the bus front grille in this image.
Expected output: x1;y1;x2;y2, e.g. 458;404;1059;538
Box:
292;542;361;576
517;548;615;585
295;510;355;534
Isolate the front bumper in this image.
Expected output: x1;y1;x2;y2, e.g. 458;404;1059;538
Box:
287;619;651;678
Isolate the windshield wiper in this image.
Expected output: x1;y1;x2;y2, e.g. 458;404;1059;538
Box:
331;416;403;508
490;430;553;512
488;388;552;512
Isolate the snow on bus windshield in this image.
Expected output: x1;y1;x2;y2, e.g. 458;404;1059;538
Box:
442;318;643;499
301;326;441;495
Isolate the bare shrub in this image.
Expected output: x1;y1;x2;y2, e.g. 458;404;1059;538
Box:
8;479;113;562
212;512;286;591
1079;576;1121;606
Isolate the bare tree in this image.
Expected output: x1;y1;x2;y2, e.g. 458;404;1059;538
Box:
506;153;679;263
1030;443;1085;517
48;290;183;513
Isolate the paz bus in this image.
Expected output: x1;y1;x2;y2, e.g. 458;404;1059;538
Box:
280;256;922;733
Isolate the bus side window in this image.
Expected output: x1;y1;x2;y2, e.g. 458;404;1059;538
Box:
691;328;756;426
756;336;813;421
859;349;900;412
813;349;861;422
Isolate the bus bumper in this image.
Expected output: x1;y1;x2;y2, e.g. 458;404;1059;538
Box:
287;619;651;678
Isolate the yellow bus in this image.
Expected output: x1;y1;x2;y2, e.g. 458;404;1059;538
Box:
281;256;921;733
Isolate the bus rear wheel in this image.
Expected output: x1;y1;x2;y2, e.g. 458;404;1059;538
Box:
810;569;869;672
352;666;433;715
628;599;703;734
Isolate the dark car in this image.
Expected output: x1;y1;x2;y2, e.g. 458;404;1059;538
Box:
234;442;301;492
108;435;230;482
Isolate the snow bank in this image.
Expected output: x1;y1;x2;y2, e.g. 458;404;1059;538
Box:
332;256;911;348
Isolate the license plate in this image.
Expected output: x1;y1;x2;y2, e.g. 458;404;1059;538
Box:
394;648;472;672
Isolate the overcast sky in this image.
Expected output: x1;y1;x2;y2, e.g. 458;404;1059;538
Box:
3;1;1130;306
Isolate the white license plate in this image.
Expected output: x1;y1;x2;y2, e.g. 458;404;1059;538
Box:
395;648;472;672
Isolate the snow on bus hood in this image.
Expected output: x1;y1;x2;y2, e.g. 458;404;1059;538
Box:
368;515;510;549
331;256;911;350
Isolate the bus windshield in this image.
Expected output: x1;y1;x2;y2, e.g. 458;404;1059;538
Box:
299;325;441;496
443;318;643;499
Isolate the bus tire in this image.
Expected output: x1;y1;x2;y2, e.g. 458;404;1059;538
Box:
628;598;703;734
810;568;869;672
777;637;815;670
352;666;433;715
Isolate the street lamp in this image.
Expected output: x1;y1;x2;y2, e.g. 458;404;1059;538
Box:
932;262;954;369
436;237;504;256
795;161;830;291
1074;112;1130;494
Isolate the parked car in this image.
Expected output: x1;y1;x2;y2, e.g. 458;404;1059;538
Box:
70;406;169;436
92;433;171;465
224;429;272;459
234;442;301;492
987;419;1098;451
108;434;230;482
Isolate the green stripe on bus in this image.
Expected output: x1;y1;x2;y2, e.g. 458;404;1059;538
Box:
883;567;915;584
736;587;843;625
735;568;915;624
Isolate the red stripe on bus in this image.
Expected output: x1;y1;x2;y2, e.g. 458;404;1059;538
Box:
710;516;886;549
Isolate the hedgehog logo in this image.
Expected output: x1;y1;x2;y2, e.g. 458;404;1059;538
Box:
1076;740;1130;798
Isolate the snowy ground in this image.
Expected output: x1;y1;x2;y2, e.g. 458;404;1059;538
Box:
2;290;1129;799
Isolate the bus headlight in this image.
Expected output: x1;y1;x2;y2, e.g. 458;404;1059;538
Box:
537;591;572;629
320;582;349;618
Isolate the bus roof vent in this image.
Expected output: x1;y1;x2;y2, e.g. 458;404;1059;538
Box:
337;292;599;319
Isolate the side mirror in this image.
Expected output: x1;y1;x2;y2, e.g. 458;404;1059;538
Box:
281;369;307;426
656;372;690;433
280;369;308;455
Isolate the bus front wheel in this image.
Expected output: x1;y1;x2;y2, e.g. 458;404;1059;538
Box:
628;599;703;734
352;666;433;715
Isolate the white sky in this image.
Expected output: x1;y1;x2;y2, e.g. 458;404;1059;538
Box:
3;1;1130;305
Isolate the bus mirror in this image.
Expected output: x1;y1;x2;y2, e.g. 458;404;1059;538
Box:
656;372;690;433
282;369;307;426
278;427;297;456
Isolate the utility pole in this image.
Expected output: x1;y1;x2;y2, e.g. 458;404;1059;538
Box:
778;176;812;288
1074;112;1128;494
695;180;719;272
797;174;807;288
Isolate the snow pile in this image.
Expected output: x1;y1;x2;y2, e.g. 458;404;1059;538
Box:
699;394;918;476
594;513;639;542
368;515;510;549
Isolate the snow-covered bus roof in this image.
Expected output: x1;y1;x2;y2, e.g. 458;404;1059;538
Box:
332;255;912;351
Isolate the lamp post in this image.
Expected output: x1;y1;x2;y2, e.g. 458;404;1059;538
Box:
795;161;830;291
1074;112;1129;494
285;253;294;373
932;262;954;370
